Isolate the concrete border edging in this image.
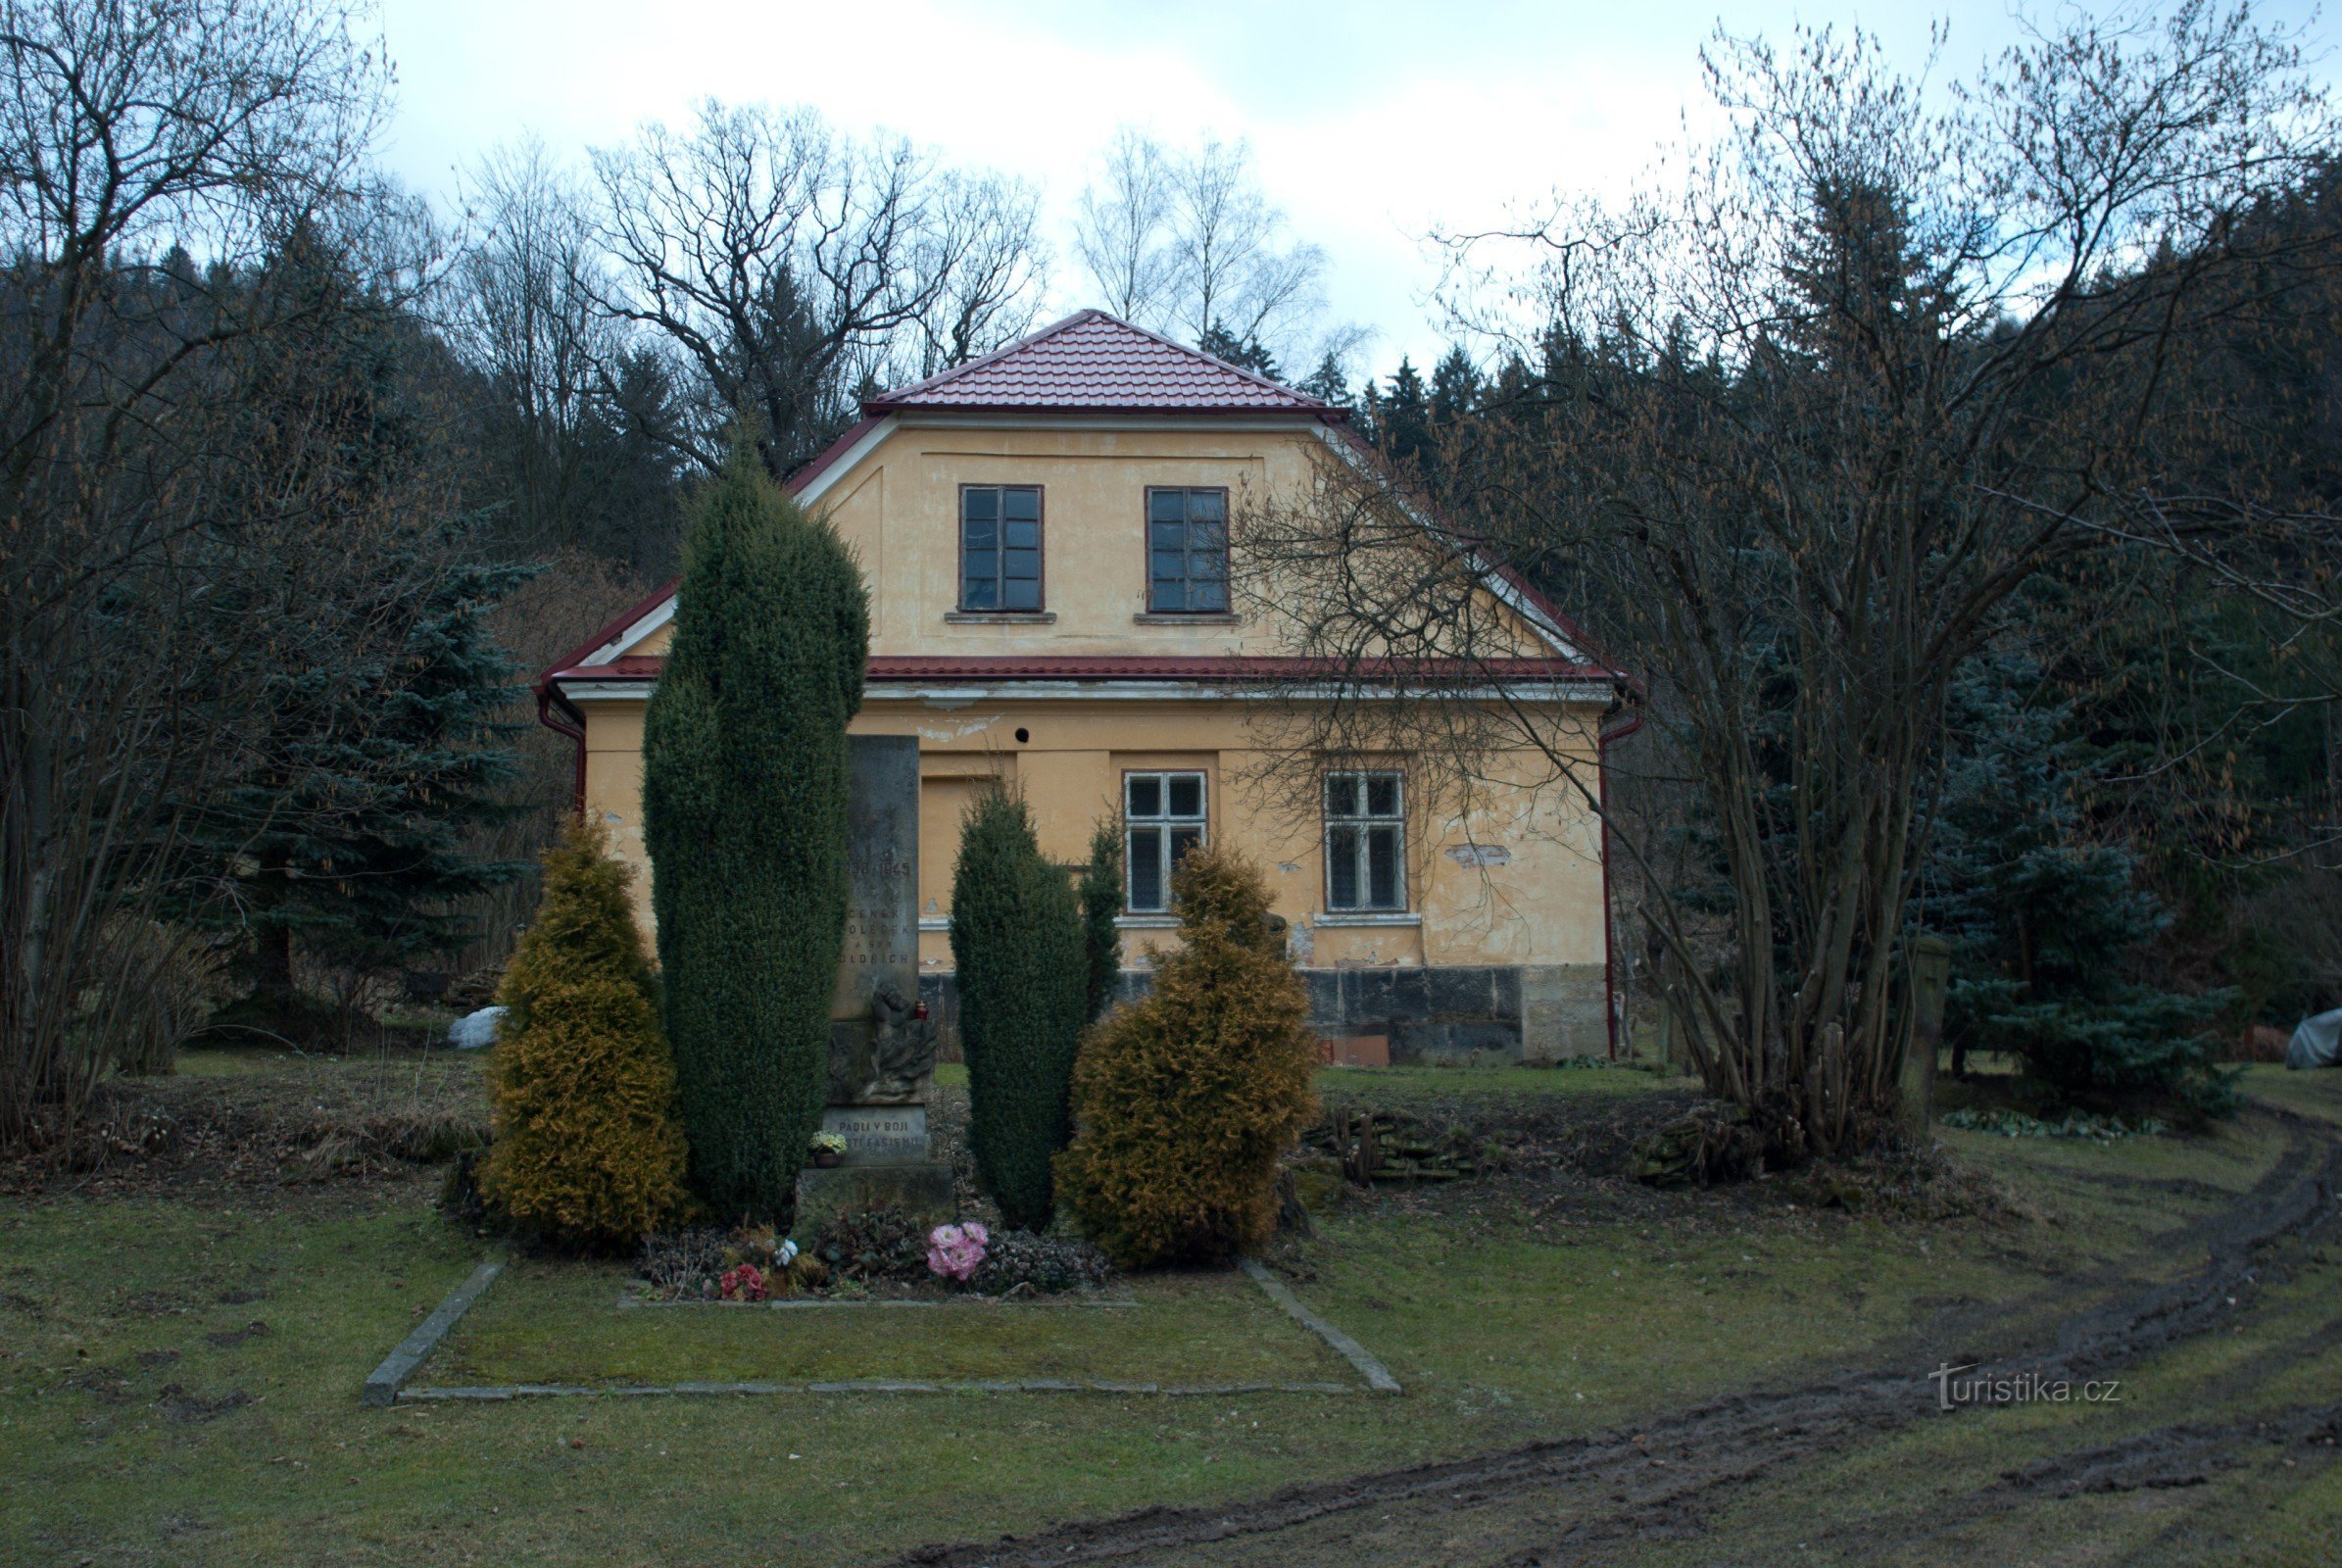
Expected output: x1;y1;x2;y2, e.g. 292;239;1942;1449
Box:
1238;1257;1403;1394
363;1260;503;1407
368;1257;1397;1402
395;1377;1360;1403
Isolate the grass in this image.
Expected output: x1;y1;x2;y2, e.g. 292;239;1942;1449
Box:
1316;1059;1682;1102
163;1040;487;1117
431;1258;1346;1389
1623;1153;2342;1567
936;1057;1680;1102
1;1058;2335;1565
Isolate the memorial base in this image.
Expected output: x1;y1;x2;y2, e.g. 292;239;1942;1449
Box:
791;1160;955;1243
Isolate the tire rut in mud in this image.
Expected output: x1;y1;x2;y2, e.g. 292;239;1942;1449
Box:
890;1114;2342;1568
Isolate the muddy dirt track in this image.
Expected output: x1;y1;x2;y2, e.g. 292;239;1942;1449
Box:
890;1111;2342;1567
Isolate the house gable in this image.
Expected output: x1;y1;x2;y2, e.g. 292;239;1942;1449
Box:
542;312;1612;692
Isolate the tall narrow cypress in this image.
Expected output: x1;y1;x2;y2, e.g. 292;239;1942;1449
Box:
642;445;868;1218
1079;813;1125;1022
951;785;1088;1231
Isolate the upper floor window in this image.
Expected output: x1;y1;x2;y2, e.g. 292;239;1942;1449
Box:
1125;770;1206;912
961;485;1043;612
1147;487;1229;613
1325;770;1405;910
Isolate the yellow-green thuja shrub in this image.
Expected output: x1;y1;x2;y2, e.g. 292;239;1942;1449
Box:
480;816;691;1247
1054;845;1319;1268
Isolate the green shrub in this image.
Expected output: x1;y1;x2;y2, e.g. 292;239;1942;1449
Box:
951;785;1088;1231
1055;845;1319;1267
1079;812;1125;1022
643;443;868;1219
480;817;691;1247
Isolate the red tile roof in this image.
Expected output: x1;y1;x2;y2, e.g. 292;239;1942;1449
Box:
545;653;1613;687
862;311;1335;416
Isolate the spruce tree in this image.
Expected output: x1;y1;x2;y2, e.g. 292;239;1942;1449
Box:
1296;352;1350;409
1429;345;1485;426
179;231;528;1027
1195;320;1281;380
481;817;691;1247
950;786;1088;1231
1079;813;1125;1022
1378;357;1432;472
1926;655;2233;1109
643;444;868;1218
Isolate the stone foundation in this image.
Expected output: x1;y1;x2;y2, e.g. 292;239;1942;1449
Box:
924;961;1609;1066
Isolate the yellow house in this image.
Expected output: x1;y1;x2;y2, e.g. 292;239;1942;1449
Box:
537;312;1630;1061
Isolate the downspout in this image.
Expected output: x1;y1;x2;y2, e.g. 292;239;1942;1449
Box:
1597;707;1644;1059
536;684;589;817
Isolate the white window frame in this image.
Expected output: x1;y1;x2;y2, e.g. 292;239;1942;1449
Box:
1324;770;1407;912
1124;770;1207;913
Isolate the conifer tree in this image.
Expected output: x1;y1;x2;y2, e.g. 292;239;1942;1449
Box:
1429;345;1485;426
1378;357;1432;472
643;444;868;1217
1296;352;1350;409
950;786;1089;1231
1195;319;1281;380
1079;813;1126;1022
481;817;691;1247
1055;846;1319;1267
178;231;530;1028
1927;655;2233;1108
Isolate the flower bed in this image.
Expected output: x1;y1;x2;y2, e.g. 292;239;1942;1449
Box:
634;1209;1115;1303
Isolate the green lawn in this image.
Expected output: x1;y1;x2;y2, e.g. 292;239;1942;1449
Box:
431;1257;1346;1389
0;1062;2333;1565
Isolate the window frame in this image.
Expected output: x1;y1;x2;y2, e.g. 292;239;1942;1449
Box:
957;482;1047;614
1323;769;1407;912
1122;769;1209;914
1143;485;1232;614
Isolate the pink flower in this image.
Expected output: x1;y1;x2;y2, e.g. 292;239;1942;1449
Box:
721;1263;767;1302
925;1222;989;1282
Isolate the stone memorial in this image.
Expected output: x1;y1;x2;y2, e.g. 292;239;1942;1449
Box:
792;735;955;1239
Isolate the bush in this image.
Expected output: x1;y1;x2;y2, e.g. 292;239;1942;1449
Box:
950;786;1088;1230
1054;845;1319;1268
636;1226;730;1298
479;817;691;1247
643;443;868;1218
811;1205;928;1281
969;1230;1116;1295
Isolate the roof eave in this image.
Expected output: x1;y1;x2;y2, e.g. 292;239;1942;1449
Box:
861;399;1347;421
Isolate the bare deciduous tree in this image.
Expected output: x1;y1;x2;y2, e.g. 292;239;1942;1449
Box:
1241;3;2338;1160
1072;129;1338;362
587;100;1047;477
1075;127;1177;325
448;139;689;570
0;0;402;1145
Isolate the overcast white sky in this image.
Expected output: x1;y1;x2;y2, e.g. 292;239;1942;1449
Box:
373;0;2334;377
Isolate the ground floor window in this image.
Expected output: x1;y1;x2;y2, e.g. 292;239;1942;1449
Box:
1325;770;1405;910
1125;770;1206;911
